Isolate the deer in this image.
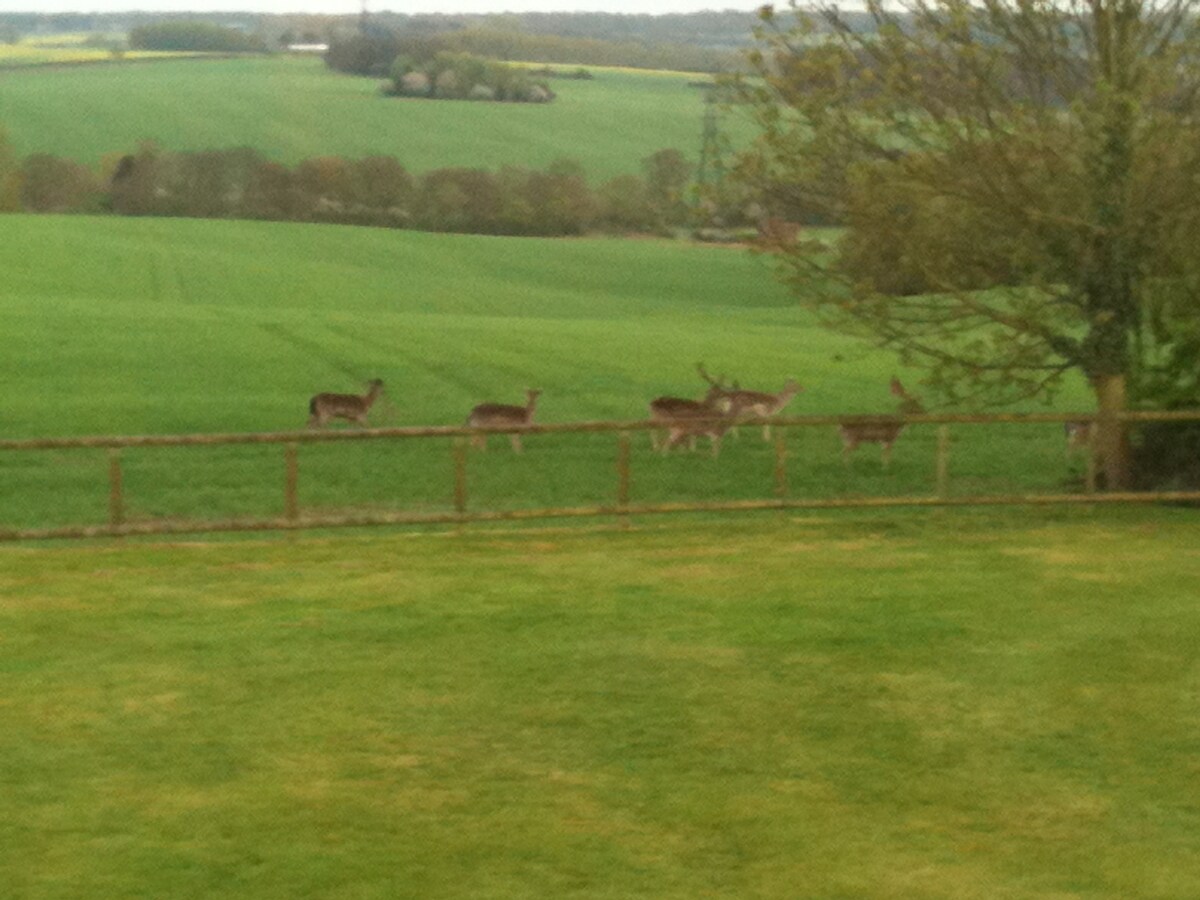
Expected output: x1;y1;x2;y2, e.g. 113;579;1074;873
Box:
307;378;385;428
466;389;542;452
648;367;732;458
838;376;924;468
726;381;806;441
700;367;804;442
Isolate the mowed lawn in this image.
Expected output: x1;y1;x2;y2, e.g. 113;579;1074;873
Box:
0;55;723;178
1;511;1198;898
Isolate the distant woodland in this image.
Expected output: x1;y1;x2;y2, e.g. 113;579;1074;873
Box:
0;10;864;74
0;11;768;51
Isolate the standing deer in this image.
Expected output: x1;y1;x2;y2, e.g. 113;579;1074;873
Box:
717;379;805;441
308;378;385;428
838;377;924;468
697;363;804;441
648;372;732;458
466;389;542;452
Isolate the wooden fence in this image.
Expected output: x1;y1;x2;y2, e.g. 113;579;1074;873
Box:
2;410;1199;542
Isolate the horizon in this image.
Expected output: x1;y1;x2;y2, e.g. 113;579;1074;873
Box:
0;1;772;15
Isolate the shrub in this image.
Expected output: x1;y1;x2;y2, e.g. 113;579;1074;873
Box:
434;68;461;98
414;168;505;233
20;154;101;213
597;174;656;232
386;50;553;104
326;33;399;76
396;71;431;97
108;142;167;216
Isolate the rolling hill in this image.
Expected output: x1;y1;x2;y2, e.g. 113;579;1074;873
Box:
0;56;724;180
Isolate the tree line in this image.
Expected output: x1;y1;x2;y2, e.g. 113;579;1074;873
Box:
0;136;697;238
127;21;269;53
324;28;732;80
0;10;770;58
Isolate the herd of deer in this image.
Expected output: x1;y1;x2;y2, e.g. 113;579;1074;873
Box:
307;366;1094;465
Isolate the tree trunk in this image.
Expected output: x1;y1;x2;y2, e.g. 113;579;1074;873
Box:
1092;373;1132;490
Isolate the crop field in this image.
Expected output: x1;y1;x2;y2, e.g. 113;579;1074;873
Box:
0;34;194;67
2;513;1199;898
0;55;727;178
0;214;1097;534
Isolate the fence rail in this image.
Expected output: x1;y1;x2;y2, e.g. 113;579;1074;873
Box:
2;410;1198;542
3;409;1200;451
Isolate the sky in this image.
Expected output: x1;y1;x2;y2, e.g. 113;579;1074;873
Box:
3;0;771;14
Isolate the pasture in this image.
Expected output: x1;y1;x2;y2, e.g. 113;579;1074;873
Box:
0;214;1095;534
0;55;722;179
2;513;1199;898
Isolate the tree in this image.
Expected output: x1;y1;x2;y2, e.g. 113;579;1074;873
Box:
732;0;1200;489
127;21;267;53
20;154;101;212
597;174;655;231
108;142;166;216
523;159;596;235
0;128;22;212
642;148;693;231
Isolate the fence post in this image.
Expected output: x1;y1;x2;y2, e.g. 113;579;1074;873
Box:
935;425;950;499
616;431;631;527
284;443;299;522
1085;426;1098;495
453;438;468;516
107;448;125;529
774;430;788;499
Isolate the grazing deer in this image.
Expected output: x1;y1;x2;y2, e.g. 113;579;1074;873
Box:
648;381;731;458
838;377;924;468
466;389;542;452
308;378;385;428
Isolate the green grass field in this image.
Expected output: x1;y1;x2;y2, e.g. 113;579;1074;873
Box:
2;512;1198;898
0;214;1094;533
3;49;1195;900
0;55;721;178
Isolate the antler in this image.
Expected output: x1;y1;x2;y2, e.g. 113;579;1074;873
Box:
697;362;730;390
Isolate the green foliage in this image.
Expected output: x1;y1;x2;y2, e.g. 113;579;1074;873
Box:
323;32;400;76
18;153;101;212
734;0;1200;392
0;127;21;211
101;144;649;235
642;148;693;232
732;0;1200;488
597;173;657;230
326;24;734;78
127;20;268;53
